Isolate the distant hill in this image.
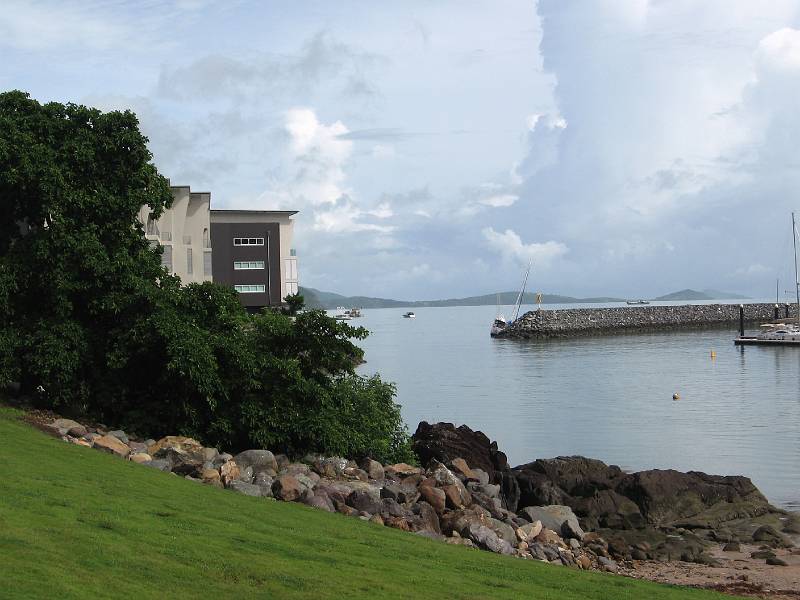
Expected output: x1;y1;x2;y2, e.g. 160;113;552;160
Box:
653;288;749;301
299;287;625;310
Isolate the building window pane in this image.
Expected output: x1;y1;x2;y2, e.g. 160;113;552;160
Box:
161;245;173;272
187;248;193;275
233;238;264;246
203;252;212;277
234;261;265;270
234;284;265;293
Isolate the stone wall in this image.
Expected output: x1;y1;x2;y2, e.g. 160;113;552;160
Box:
500;303;798;339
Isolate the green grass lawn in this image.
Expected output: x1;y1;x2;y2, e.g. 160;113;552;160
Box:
0;407;738;599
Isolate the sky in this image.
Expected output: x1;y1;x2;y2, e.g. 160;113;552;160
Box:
3;0;800;300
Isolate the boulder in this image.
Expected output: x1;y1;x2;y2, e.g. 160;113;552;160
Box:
385;463;422;478
272;475;303;502
413;422;519;511
360;458;385;481
347;488;382;515
462;523;515;555
414;501;441;534
148;437;206;476
449;458;479;481
753;524;790;547
304;492;335;512
130;453;152;464
520;520;543;540
128;441;148;455
229;480;264;497
518;505;584;540
108;430;129;444
219;461;241;486
311;456;348;478
233;450;278;475
143;458;171;471
48;419;84;436
93;434;131;458
418;486;447;514
200;468;221;486
67;424;88;438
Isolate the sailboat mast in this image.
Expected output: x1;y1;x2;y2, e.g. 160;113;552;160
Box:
513;262;532;323
793;212;799;325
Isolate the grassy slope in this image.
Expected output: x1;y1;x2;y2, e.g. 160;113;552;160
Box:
0;408;737;600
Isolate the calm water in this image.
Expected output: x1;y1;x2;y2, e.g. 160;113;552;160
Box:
349;303;800;510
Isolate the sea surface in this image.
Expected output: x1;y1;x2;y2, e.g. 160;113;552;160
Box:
347;301;800;510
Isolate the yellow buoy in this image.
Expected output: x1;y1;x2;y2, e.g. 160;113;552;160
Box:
672;393;680;401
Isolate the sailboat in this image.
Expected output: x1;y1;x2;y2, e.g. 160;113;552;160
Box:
735;212;800;346
490;262;532;337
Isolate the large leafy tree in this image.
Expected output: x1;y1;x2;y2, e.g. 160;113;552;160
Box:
0;90;172;407
0;91;413;462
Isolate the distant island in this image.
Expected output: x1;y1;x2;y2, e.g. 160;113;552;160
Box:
300;287;749;310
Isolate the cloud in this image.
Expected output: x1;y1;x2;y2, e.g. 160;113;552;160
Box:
479;194;518;208
482;227;568;267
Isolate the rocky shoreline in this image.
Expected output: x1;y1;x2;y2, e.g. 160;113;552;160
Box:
33;412;800;596
498;302;798;338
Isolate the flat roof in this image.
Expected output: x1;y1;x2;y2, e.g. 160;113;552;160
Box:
210;209;298;216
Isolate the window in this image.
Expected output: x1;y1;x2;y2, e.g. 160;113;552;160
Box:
234;261;265;270
203;228;210;248
146;216;159;236
284;258;298;281
186;248;193;275
286;281;299;296
233;238;264;246
160;231;172;241
203;252;212;277
161;245;173;272
234;284;266;293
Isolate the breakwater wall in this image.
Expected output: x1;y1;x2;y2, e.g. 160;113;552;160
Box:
500;302;798;338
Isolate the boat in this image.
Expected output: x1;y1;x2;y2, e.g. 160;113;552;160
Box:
490;261;531;337
626;299;650;305
334;306;352;321
735;212;800;346
402;311;415;318
346;307;362;318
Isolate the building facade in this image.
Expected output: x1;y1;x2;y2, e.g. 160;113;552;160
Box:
210;210;299;311
139;187;299;311
138;185;213;284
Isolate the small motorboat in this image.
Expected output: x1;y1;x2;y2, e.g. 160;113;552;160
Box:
402;311;416;318
334;306;352;321
347;307;362;318
490;316;507;336
626;300;650;305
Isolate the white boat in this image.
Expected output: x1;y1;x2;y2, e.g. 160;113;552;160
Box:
347;307;362;318
334;306;352;321
626;299;650;305
735;212;800;346
491;262;531;337
402;311;416;318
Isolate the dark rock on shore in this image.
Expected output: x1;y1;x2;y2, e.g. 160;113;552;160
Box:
412;422;519;511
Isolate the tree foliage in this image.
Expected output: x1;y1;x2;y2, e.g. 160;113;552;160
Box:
0;91;412;462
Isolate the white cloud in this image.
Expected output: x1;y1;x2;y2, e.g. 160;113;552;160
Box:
756;28;800;72
479;194;518;208
482;227;568;267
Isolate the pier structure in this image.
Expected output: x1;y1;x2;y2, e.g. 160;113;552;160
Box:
498;303;797;338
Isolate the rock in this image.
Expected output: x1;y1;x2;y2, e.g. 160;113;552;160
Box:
576;555;592;570
528;542;548;561
598;556;618;572
202;447;219;462
69;437;91;447
766;557;789;566
535;528;564;546
219;461;241;486
233;450;277;475
449;458;479;481
66;424;88;438
463;523;515;555
128;441;148;454
751;549;776;559
385;463;422;478
130;453;153;464
471;468;490;485
304;492;334;512
520;520;543;540
518;505;584;540
143;458;171;471
414;501;441;534
148;437;206;476
631;548;647;560
343;467;368;481
237;466;254;484
282;463;311;476
360;458;385;481
723;542;741;552
93;434;131;458
412;422;520;511
753;525;790;547
108;430;129;444
253;472;274;487
228;480;264;497
48;419;84;436
488;518;517;545
312;456;347;478
569;538;581;551
418;486;447;514
369;514;384;526
347;488;382;514
200;468;221;486
272;475;303;502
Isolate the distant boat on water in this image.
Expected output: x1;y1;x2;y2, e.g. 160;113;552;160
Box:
402;311;416;319
626;299;650;305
